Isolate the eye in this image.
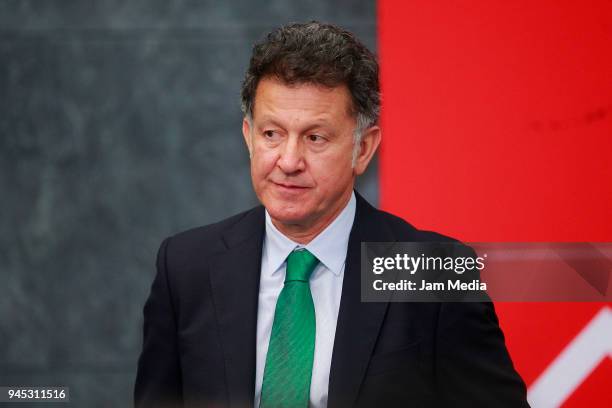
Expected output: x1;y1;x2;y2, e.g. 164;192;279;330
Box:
307;134;326;143
263;130;281;140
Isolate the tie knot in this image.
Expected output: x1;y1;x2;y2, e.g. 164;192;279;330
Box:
285;249;319;283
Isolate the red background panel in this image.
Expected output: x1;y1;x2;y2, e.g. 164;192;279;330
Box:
377;1;612;405
563;358;612;407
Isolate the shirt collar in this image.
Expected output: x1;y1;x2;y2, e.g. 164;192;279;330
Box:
263;190;356;277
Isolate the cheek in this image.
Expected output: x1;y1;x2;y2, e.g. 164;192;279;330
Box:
252;149;277;179
310;154;353;188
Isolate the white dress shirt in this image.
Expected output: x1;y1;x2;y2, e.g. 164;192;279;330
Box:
254;191;356;408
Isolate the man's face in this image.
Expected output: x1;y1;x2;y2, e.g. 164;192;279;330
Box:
243;77;369;232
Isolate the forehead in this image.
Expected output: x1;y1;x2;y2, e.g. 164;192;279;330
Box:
252;77;354;123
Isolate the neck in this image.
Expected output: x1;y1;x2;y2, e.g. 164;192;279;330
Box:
270;188;353;244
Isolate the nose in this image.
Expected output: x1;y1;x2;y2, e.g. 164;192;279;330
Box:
277;136;305;174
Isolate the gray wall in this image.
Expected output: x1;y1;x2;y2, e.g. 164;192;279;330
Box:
0;1;378;407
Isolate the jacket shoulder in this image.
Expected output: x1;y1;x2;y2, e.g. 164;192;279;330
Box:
164;205;262;259
375;208;460;244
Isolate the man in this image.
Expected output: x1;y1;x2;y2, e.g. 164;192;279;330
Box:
135;22;529;408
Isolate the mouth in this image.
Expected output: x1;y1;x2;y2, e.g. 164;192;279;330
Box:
272;181;310;191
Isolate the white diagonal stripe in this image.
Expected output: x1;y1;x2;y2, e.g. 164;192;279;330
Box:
528;306;612;408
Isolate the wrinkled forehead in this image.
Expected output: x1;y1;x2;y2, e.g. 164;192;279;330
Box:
250;76;355;121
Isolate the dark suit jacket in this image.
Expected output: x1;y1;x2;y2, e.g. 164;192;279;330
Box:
135;191;529;408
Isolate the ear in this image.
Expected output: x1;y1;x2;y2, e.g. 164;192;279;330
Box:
242;117;253;158
353;125;381;176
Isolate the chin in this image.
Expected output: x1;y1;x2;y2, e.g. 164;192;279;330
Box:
268;209;309;225
265;203;312;225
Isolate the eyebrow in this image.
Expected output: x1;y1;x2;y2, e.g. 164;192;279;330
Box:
255;116;285;129
256;116;335;133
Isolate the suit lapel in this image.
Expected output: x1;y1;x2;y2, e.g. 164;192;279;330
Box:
327;192;397;408
206;193;395;407
209;206;265;408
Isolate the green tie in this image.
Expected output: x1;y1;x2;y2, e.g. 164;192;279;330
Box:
260;249;319;408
